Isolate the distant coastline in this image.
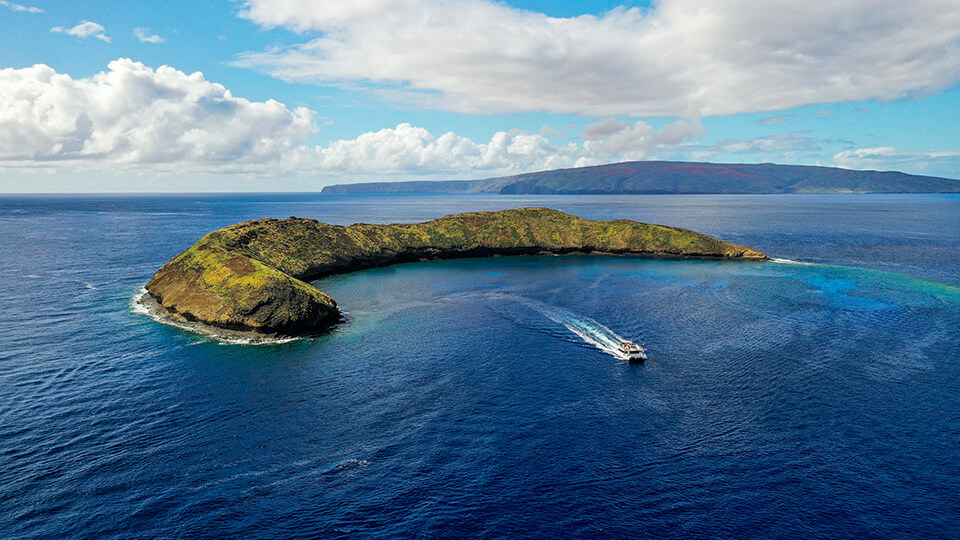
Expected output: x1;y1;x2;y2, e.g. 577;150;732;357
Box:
321;160;960;195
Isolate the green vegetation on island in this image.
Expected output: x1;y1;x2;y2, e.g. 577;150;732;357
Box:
145;208;766;337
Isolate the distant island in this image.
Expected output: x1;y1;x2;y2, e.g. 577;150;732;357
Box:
143;208;766;338
321;161;960;195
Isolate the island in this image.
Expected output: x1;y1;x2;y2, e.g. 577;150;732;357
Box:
144;208;766;338
321;160;960;195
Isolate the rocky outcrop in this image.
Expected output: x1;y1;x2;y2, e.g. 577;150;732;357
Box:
145;208;766;336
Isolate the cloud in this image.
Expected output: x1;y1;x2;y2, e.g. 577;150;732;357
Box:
759;115;794;126
0;0;42;13
688;133;817;163
581;118;704;154
539;125;565;136
0;60;708;177
285;123;590;174
717;133;816;154
834;147;960;177
0;60;315;166
51;21;111;43
812;109;834;117
288;118;704;176
0;59;718;178
134;28;165;43
291;118;698;175
581;118;631;141
236;0;960;117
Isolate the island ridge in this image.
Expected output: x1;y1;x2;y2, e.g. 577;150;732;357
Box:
321;161;960;195
145;208;767;337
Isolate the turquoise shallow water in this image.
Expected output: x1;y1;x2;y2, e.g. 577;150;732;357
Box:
1;194;959;538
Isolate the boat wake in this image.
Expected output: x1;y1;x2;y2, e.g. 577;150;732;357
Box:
770;257;813;265
484;293;641;361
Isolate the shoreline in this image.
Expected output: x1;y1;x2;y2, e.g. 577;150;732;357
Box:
132;288;307;345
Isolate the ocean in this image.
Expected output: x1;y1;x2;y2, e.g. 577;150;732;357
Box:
1;193;959;538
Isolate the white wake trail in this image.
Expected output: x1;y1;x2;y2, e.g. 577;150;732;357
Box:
488;293;637;360
770;257;813;265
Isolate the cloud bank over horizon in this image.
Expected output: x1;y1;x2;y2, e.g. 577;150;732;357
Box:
2;59;958;183
0;60;714;178
237;0;960;117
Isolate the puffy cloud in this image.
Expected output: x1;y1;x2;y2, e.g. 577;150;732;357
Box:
134;28;165;44
0;60;315;165
287;123;588;174
51;21;112;43
581;118;704;155
236;0;960;117
0;1;43;13
286;119;704;176
834;147;960;177
0;60;710;176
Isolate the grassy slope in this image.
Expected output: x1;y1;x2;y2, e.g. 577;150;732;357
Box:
146;208;765;335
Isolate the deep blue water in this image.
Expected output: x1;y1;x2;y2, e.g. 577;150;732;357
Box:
1;193;959;538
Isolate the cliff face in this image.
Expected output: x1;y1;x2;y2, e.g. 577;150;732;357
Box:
145;236;339;334
145;208;766;336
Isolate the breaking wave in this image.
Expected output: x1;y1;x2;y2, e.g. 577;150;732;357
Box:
131;288;303;345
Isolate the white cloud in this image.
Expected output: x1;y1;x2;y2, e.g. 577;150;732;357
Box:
581;118;631;141
759;115;794;126
0;60;315;166
0;0;43;13
834;147;960;177
285;118;704;176
236;0;960;117
0;60;706;177
677;132;817;163
581;118;704;155
134;28;165;44
718;133;815;154
539;125;565;137
51;21;112;43
285;123;589;174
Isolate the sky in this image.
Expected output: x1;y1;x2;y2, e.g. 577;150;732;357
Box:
1;0;959;192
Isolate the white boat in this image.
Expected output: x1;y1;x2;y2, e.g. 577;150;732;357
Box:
618;341;647;362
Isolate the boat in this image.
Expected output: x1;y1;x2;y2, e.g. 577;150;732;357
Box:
618;341;647;362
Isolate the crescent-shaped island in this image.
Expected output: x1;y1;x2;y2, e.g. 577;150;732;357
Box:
143;208;766;338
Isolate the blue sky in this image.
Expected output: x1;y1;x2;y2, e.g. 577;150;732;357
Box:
1;0;959;192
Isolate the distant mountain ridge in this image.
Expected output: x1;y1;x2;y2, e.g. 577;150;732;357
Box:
321;161;960;194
